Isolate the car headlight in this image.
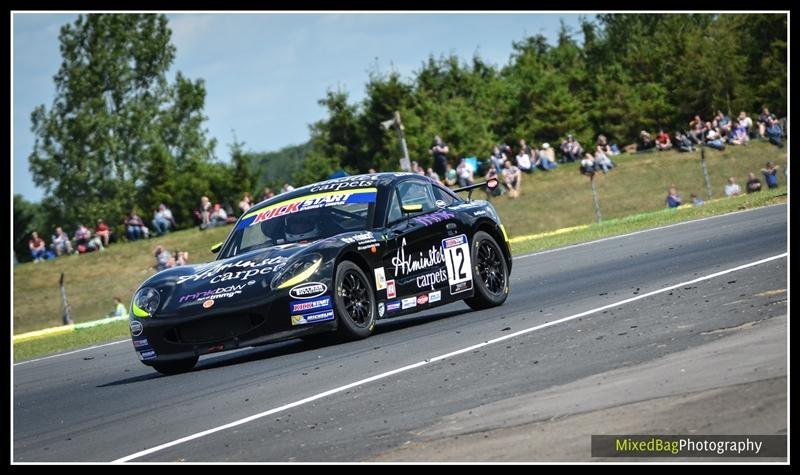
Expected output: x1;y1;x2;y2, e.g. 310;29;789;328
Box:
132;287;161;317
271;253;322;290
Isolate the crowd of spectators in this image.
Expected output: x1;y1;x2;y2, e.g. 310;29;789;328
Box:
666;161;781;209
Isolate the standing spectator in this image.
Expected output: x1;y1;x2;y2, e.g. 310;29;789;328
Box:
198;196;212;229
746;172;762;193
724;177;742;197
674;131;694;152
124;210;149;241
729;121;749;145
560;134;582;163
95;219;111;247
501;161;522;198
758;107;771;138
108;297;129;318
430;135;449;181
443;163;457;187
260;187;274;203
239;192;253;215
490;145;507;173
51;227;73;256
152;204;175;236
690;193;704;206
154;245;171;272
761;162;780;189
515;142;533;174
539;143;557;166
655;129;672;151
29;231;47;263
666;186;682;208
737;111;753;137
456;158;474;188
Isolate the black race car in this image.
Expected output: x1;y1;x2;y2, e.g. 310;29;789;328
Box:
129;173;512;374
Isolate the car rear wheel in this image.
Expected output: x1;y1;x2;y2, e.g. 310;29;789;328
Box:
334;261;376;340
465;231;509;310
152;356;199;375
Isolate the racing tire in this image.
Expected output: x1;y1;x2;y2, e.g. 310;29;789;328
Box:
334;260;376;340
152;356;199;375
465;231;509;310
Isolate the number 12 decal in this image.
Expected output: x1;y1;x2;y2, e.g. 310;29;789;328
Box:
442;234;473;294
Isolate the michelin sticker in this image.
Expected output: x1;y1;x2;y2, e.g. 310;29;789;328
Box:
291;309;335;326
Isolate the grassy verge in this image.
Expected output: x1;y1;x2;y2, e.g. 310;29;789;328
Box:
14;188;786;362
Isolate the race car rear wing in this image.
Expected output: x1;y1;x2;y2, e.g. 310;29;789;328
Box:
454;177;499;202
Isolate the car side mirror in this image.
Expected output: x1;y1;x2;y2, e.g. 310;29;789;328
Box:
210;242;223;254
401;204;423;214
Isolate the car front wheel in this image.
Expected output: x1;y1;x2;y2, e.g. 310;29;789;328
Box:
334;260;376;340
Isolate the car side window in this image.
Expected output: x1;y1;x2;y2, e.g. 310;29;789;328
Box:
396;181;437;214
386;189;403;226
432;184;461;207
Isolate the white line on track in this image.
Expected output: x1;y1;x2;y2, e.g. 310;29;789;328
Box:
16;203;786;367
113;252;787;463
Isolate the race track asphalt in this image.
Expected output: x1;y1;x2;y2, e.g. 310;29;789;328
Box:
13;204;788;462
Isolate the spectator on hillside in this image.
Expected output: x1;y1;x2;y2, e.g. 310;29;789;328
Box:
560;134;582;163
456;158;474;188
737;111;753;136
368;168;377;174
209;204;229;228
152;204;175;236
154;245;171;272
426;167;440;182
596;134;618;157
705;127;726;150
239;192;253;215
280;182;295;194
95;219;111;247
765;115;783;147
411;160;425;176
515;141;533;174
51;226;73;256
490;145;507;173
674;131;694;152
175;250;189;266
539;143;557;166
430;135;450;181
689;115;707;144
75;223;104;252
443;163;457;187
713;110;732;138
724;177;742;197
761;162;780;189
260;187;275;203
637;130;655;152
594;149;615;174
125;210;149;241
666;186;682;208
198;196;212;230
690;193;705;206
729;120;749;145
655;129;672;151
746;172;762;193
501;161;522;198
108;296;129;318
758;107;771;138
29;231;47;263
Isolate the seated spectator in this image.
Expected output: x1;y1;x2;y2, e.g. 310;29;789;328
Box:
108;296;129;318
281;182;295;194
238;193;253;215
737;111;753;137
198;196;212;230
443;163;458;187
75;224;104;252
594;149;615;174
152;204;175;236
765;115;783;147
260;187;275;203
490;145;507;173
51;226;73;256
637;131;655;152
125;210;149;241
209;204;228;227
713;110;731;138
746;172;762;193
411;161;425;176
175;251;189;266
29;231;47;263
704;127;726;150
456;158;475;188
689;115;707;144
426;167;440;182
674;131;694;152
515;145;533;174
690;193;704;206
154;245;171;272
666;186;682;208
596;134;618;157
761;162;780;188
724;177;742;197
539;143;557;167
655;129;672;151
729;121;749;145
580;153;596;176
95;219;111;247
501;161;522;198
560;135;582;163
758;107;771;138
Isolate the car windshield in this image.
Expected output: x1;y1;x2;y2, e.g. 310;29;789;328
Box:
219;187;377;258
